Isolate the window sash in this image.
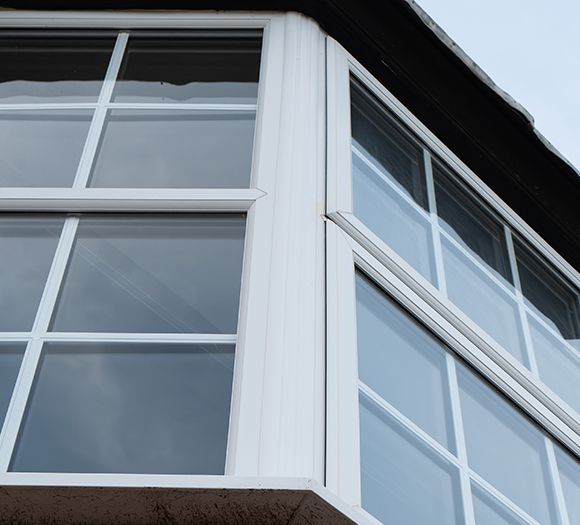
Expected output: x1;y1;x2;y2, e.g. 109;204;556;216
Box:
326;37;580;453
0;12;288;482
326;220;577;525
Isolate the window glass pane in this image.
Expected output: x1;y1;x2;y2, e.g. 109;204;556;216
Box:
50;215;245;334
555;445;580;525
89;110;255;188
433;163;511;284
0;35;114;103
0;111;93;187
353;154;435;283
10;342;234;474
528;317;580;414
113;35;262;104
442;239;527;364
457;363;558;525
515;241;580;343
0;343;26;431
351;80;428;208
472;485;529;525
360;394;463;525
356;273;454;450
0;216;65;331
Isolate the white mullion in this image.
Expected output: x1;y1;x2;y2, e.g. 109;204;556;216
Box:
0;103;97;111
505;227;540;375
352;145;431;221
544;439;572;525
424;150;448;295
105;102;257;111
469;472;544;525
72;32;129;189
31;217;79;334
42;332;236;344
358;380;461;468
445;354;477;525
0;335;31;342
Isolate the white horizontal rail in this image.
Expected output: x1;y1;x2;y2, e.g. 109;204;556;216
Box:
0;188;265;212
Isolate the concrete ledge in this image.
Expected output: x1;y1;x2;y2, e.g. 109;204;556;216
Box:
0;479;361;525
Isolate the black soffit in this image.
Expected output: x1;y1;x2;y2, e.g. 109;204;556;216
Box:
2;0;579;270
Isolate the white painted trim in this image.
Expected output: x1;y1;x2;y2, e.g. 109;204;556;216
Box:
0;11;277;28
227;14;326;483
0;188;264;212
326;222;361;505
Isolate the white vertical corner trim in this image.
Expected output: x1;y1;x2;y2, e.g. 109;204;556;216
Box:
326;222;362;506
326;37;353;215
229;13;327;482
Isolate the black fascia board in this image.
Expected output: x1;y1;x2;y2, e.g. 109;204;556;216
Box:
2;0;579;269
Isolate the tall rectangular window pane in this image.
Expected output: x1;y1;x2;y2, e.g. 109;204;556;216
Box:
360;395;463;525
515;241;580;343
0;216;65;331
351;81;427;208
0;343;26;431
0;34;114;103
112;34;262;104
10;342;234;474
433;162;511;284
50;215;245;334
442;239;526;364
351;82;435;283
528;317;580;414
555;446;580;525
89;110;255;188
457;363;558;525
0;111;93;187
356;273;454;449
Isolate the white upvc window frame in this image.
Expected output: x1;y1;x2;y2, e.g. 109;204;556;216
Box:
0;10;327;489
326;35;580;476
326;221;574;525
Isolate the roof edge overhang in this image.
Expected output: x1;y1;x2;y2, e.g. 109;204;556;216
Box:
1;0;578;269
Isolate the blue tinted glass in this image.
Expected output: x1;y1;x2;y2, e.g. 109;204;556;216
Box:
11;342;234;474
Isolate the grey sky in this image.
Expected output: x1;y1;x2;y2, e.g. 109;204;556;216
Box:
416;0;580;171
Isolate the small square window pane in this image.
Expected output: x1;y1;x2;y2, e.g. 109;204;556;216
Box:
0;111;93;187
515;240;580;342
356;273;455;450
50;215;245;334
10;342;234;474
88;110;255;188
351;80;428;208
353;154;436;283
442;239;527;364
528;317;580;414
472;485;529;525
360;394;464;525
555;445;580;525
457;363;558;525
0;35;114;103
112;35;262;104
0;216;65;331
0;343;26;431
433;163;512;284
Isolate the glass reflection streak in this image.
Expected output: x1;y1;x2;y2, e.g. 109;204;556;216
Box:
50;215;246;334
